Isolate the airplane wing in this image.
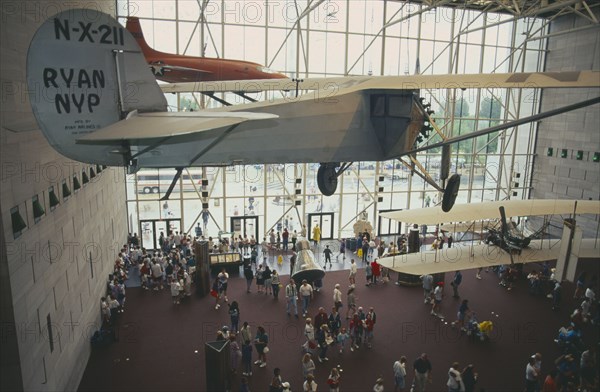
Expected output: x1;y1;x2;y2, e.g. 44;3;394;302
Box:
380;199;600;225
378;238;599;275
437;221;494;233
160;70;600;94
77;111;278;144
150;62;214;81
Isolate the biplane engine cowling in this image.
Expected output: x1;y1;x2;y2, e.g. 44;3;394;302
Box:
291;240;325;284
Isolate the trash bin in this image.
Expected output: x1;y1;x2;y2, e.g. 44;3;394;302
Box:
346;238;357;252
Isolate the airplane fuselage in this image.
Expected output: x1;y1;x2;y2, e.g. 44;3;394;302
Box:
144;54;288;83
126;16;287;82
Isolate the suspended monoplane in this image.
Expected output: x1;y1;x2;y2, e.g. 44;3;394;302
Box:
26;9;600;207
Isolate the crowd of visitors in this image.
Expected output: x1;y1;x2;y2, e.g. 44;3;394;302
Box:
96;229;599;392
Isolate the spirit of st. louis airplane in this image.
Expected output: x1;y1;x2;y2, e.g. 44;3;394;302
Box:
26;9;600;209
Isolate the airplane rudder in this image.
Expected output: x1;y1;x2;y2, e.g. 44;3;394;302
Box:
125;16;155;54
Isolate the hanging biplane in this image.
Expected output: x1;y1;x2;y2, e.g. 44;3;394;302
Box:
26;9;600;207
125;17;288;83
377;199;600;275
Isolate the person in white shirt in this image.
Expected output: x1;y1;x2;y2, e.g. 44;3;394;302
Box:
217;268;229;303
303;374;317;391
170;279;182;305
431;282;444;317
299;280;314;318
333;284;343;311
303;318;315;354
151;261;164;290
373;377;384;392
447;362;464;392
584;287;595;302
349;259;357;285
393;357;407;391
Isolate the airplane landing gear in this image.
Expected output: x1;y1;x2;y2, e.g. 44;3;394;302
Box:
316;162;354;196
317;163;338;196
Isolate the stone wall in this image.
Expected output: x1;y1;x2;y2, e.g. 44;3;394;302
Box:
531;11;600;236
0;2;127;391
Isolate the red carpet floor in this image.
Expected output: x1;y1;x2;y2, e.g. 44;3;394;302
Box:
78;259;599;392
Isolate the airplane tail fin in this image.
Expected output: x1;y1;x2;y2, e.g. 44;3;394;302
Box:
126;17;159;56
26;9;167;166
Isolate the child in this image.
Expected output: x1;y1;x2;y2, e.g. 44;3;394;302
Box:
240;377;250;392
365;262;373;287
170;279;182;305
381;266;390;283
373;377;384;392
140;261;150;290
337;327;350;354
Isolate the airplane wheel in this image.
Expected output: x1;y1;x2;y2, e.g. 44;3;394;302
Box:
441;174;461;212
317;165;338;196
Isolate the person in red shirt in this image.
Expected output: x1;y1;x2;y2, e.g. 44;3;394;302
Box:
371;259;381;285
541;369;558;392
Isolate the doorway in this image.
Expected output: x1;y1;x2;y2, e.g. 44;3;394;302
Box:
140;219;181;250
230;215;259;241
377;209;403;237
307;212;334;241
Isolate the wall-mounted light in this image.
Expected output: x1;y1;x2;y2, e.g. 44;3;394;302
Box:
73;176;81;190
32;196;45;220
11;207;27;238
49;187;59;208
62;181;71;198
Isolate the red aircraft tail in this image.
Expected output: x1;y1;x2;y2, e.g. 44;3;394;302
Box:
125;17;159;56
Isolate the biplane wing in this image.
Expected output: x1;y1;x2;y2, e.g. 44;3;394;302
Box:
380;199;600;225
378;238;600;275
437;221;494;234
